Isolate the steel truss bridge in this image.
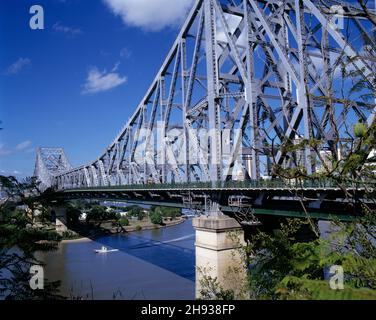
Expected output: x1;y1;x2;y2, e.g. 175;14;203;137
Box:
35;0;376;222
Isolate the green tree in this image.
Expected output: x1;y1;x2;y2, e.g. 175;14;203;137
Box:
119;217;129;227
150;208;163;225
127;206;144;221
70;199;88;210
243;217;376;300
66;205;81;227
86;206;116;222
149;206;181;219
0;176;64;300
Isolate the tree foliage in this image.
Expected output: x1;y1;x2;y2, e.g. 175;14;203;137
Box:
119;217;129;227
86;205;116;223
127;205;145;221
150;208;163;225
0;176;64;300
150;206;181;219
245;216;376;300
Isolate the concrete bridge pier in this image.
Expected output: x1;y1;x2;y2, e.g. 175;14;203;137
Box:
52;207;68;234
193;210;247;299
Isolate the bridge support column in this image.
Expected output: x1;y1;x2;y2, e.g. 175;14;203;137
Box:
193;216;247;299
52;207;68;234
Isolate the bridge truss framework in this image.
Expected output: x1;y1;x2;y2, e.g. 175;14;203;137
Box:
35;0;375;217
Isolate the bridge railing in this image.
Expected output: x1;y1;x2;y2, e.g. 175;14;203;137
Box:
59;178;375;191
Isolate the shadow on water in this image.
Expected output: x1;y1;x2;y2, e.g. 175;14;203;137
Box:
42;219;196;299
93;220;196;282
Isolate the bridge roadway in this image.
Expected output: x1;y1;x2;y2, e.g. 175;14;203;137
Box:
50;180;374;222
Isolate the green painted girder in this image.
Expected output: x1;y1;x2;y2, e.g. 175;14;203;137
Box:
223;206;355;222
78;198;355;222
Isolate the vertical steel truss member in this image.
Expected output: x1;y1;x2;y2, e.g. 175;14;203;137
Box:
35;0;375;190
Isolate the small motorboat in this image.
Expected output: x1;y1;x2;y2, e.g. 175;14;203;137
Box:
94;246;119;254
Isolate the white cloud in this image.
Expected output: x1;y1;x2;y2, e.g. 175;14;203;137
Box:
216;14;242;43
82;65;127;95
0;144;12;157
4;58;31;75
15;140;32;151
216;13;244;58
53;22;83;37
103;0;195;31
0;141;33;157
120;47;132;59
0;170;23;177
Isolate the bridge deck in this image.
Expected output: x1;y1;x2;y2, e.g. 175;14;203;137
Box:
51;181;374;222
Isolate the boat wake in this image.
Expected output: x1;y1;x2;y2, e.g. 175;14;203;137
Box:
158;234;195;245
130;234;195;250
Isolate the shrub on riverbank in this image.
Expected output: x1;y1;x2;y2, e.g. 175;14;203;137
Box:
119;217;129;227
127;205;145;221
149;206;182;220
61;230;80;240
150;209;163;225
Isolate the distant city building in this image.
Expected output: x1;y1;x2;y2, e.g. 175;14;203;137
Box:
365;149;376;174
293;135;305;168
234;168;245;181
319;150;333;172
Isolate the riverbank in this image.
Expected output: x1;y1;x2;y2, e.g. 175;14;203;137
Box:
122;216;186;232
62;217;187;244
61;237;92;244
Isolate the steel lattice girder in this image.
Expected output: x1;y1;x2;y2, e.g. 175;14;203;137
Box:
37;0;375;190
34;147;72;190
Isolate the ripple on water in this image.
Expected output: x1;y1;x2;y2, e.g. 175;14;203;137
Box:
42;219;196;300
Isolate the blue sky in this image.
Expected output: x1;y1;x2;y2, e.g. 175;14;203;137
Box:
0;0;195;178
0;0;373;179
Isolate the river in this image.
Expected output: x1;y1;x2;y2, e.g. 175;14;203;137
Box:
42;219;195;300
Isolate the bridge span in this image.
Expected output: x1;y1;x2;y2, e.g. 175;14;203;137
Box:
33;0;375;298
54;180;371;222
